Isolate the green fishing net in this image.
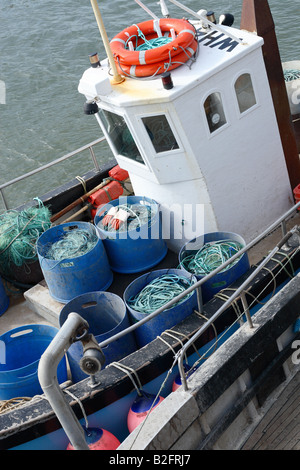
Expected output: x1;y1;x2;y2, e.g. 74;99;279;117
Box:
0;200;52;276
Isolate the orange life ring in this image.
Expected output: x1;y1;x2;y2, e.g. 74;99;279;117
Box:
110;18;196;66
115;38;198;78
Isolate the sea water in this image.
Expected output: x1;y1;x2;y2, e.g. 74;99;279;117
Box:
0;0;299;208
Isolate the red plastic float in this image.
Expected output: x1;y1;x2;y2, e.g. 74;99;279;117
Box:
67;426;120;450
127;391;164;433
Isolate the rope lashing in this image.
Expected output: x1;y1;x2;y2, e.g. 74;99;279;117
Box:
44;229;98;261
109;362;143;396
127;274;194;315
180;240;243;276
284;69;300;81
0;199;51;274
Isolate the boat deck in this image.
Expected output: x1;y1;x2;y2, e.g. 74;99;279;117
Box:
1;213;300;449
241;370;300;450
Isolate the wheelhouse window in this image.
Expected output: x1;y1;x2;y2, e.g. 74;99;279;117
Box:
141;115;179;153
204;92;227;133
98;108;145;164
234;73;256;113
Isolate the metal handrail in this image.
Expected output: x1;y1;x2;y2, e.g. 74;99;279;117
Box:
177;227;298;390
94;201;300;383
0;137;106;210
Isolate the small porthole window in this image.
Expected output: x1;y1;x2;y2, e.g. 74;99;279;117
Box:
204;92;227;133
235;73;256;113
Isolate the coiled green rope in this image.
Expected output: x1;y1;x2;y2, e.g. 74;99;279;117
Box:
284;69;300;82
127;274;194;315
126;24;172;51
0;199;51;275
44;229;98;261
180;240;243;276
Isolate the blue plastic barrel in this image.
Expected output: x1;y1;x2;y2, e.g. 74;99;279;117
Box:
94;196;167;273
0;324;68;400
0;276;9;316
179;232;250;304
59;291;137;383
36;222;113;303
124;268;198;347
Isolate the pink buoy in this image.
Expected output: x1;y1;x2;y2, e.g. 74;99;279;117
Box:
67;426;120;450
127;391;164;433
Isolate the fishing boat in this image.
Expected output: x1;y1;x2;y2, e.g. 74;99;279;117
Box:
0;0;300;451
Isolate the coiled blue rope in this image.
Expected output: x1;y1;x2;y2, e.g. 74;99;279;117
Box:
180;240;243;276
44;229;98;261
127;273;194;315
284;69;300;82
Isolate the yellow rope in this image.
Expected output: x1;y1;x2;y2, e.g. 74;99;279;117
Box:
0;397;31;414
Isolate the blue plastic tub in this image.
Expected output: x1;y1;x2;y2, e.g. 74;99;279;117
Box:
0;277;9;316
94;196;167;273
59;291;137;383
0;324;68;400
179;232;250;304
124;268;198;347
36;222;113;303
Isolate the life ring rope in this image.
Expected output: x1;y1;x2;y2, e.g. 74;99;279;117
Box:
130;24;172;51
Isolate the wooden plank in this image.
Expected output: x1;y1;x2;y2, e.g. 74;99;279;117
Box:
242;371;300;449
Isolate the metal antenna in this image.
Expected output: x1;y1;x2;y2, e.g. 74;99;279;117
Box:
159;0;170;17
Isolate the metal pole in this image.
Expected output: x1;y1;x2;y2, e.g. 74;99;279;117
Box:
240;291;253;329
90;0;125;84
38;313;90;450
89;145;100;171
0;189;8;211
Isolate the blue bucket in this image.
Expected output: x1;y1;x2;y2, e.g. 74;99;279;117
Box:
59;291;137;383
0;324;68;400
94;196;167;273
36;222;113;303
124;268;198;347
0;277;9;316
179;232;250;304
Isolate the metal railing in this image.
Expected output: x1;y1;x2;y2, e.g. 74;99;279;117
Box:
93;201;300;389
0;137;106;211
177;226;298;390
4;135;300;392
